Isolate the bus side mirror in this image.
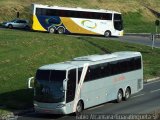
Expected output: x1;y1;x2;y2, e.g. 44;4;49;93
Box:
63;79;68;91
28;77;34;89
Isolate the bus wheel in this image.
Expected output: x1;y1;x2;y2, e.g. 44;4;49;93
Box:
124;87;131;101
49;27;55;33
116;90;123;103
57;27;65;34
76;101;83;113
104;30;111;37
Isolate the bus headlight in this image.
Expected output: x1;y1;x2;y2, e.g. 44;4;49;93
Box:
56;104;65;108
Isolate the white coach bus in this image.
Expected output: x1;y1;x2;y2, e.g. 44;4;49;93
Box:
31;3;123;37
28;51;143;114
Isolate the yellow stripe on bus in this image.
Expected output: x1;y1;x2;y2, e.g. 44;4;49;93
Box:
60;17;99;35
32;15;46;31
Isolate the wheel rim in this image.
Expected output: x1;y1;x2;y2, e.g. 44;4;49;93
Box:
117;91;122;102
49;28;55;33
58;28;64;34
125;89;130;99
104;31;111;37
76;102;82;113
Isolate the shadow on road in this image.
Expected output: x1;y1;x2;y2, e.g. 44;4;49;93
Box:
0;89;33;111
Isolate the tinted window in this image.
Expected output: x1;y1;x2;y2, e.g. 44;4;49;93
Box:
36;70;66;82
50;70;66;82
67;69;76;103
36;8;112;20
36;70;50;81
78;68;82;83
83;56;141;82
114;14;122;20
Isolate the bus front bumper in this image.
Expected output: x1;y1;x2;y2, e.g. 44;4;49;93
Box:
34;101;67;114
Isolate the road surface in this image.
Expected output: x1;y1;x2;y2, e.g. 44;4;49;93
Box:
18;79;160;120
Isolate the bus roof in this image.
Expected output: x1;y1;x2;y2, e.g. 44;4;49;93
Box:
32;3;121;14
39;51;141;71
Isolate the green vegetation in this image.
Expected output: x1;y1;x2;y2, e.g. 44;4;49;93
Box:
0;29;160;111
0;0;160;33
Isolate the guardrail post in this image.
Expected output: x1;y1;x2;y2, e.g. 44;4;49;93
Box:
151;34;155;49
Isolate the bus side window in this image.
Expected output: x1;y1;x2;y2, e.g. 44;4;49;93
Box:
78;68;82;83
84;67;91;82
66;69;76;103
134;57;141;69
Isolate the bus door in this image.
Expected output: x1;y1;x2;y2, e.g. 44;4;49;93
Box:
66;69;77;103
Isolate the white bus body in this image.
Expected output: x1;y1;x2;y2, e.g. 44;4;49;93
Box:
30;51;143;114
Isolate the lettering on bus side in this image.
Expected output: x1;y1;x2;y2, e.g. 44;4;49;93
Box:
113;75;126;83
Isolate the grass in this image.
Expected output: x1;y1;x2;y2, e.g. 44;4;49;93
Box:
123;12;160;33
0;29;160;111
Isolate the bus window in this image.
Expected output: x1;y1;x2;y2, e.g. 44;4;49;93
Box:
114;14;123;31
66;69;76;103
36;70;50;81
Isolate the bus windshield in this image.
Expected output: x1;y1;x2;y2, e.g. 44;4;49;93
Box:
34;70;66;103
114;14;123;31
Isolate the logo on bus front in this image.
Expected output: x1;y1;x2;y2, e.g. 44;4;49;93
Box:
42;87;50;94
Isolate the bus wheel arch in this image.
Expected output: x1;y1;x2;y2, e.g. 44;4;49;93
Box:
76;100;84;114
116;89;123;103
57;27;65;34
104;30;111;37
124;86;131;101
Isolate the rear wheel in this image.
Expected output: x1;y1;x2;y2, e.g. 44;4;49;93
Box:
57;27;65;34
49;27;55;33
104;30;111;37
76;101;83;114
8;24;13;29
124;87;131;101
116;90;123;103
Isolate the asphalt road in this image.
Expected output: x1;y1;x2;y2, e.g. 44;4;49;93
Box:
18;79;160;120
112;35;160;48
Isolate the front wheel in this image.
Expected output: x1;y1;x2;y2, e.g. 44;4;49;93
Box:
104;30;111;37
76;101;83;114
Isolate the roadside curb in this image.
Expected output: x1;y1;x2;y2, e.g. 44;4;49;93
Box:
125;33;151;37
146;77;160;83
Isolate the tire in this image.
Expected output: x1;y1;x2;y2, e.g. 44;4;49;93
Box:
124;87;131;101
57;27;65;34
116;90;123;103
76;101;83;114
49;27;55;33
8;24;13;29
25;25;30;30
104;30;111;37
